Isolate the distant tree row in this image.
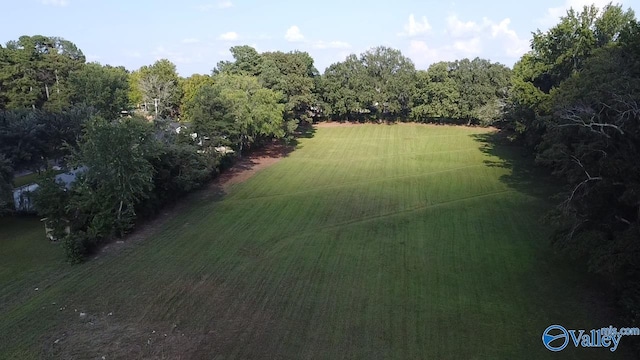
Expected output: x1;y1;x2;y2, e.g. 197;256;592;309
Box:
319;49;511;125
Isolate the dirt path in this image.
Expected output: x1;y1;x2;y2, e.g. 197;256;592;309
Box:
97;142;292;257
212;142;292;191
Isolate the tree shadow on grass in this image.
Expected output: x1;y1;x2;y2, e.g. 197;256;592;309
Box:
289;122;316;147
470;131;560;201
470;131;633;346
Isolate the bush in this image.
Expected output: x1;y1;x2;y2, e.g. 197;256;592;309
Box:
62;232;87;264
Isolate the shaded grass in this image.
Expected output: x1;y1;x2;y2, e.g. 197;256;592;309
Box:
0;124;629;359
13;172;42;188
13;170;64;188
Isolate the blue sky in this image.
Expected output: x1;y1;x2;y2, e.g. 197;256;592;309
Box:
1;0;638;76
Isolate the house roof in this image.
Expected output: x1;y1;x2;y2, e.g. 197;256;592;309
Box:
55;166;87;189
12;167;87;212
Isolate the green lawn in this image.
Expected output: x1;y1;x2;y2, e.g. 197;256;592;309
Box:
13;170;64;188
13;172;42;188
0;124;628;359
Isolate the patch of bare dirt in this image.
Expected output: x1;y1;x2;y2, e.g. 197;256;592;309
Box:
42;274;283;359
211;142;292;192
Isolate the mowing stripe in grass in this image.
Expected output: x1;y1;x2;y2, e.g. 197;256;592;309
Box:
0;124;624;359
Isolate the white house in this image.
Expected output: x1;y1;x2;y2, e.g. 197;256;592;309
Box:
12;183;40;212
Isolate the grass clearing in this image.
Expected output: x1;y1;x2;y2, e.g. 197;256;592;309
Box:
13;172;42;188
13;170;64;188
0;124;626;359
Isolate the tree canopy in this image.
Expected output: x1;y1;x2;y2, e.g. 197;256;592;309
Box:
68;62;130;118
183;74;285;152
0;35;85;111
499;3;640;322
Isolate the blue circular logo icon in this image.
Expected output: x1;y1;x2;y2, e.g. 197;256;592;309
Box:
542;325;569;352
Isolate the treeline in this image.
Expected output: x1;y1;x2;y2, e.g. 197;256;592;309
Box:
33;117;219;262
320;50;510;124
504;4;640;323
0;39;292;261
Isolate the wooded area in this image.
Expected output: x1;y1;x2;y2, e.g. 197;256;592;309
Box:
1;3;639;325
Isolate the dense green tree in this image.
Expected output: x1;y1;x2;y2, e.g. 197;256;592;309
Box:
182;82;232;147
214;45;262;76
0;154;13;214
360;46;416;119
68;63;130;118
0;105;94;171
0;110;47;171
492;4;640;324
259;50;319;126
411;62;460;122
320;54;366;120
506;3;635;143
536;21;640;319
214;75;285;152
180;74;215;119
0;35;85;111
128;70;144;108
69;117;157;238
504;53;552;141
183;74;285;152
449;58;511;125
322;47;418;121
145;141;216;209
213;47;318;133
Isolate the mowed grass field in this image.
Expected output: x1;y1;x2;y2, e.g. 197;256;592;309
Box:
0;124;626;359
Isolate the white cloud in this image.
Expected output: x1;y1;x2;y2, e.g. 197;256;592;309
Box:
398;14;432;37
408;14;530;68
408;40;444;63
182;38;200;44
218;32;239;41
312;40;351;50
218;0;233;9
285;26;304;42
446;15;481;37
541;0;611;27
453;37;482;54
41;0;69;6
408;39;472;67
490;18;530;57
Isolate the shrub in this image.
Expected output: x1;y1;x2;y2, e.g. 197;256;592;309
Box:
62;232;87;264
